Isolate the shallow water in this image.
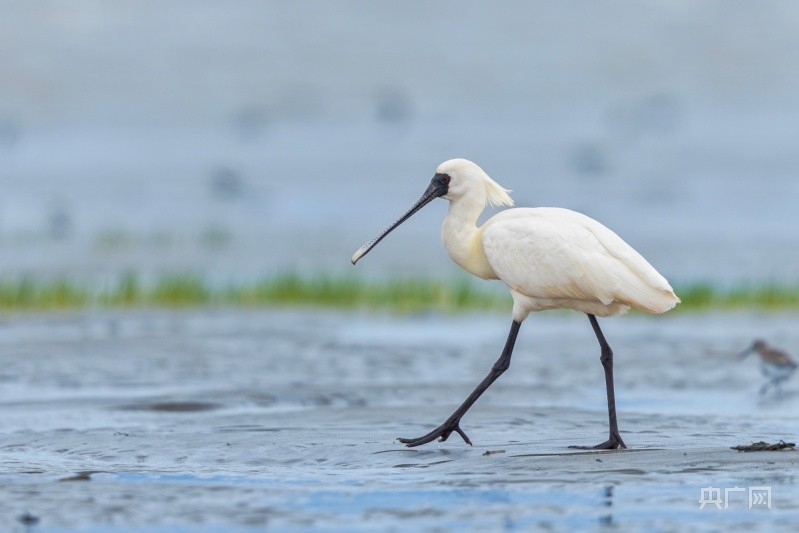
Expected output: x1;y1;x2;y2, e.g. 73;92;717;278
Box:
1;308;798;531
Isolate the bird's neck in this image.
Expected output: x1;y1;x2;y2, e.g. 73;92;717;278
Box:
441;196;497;280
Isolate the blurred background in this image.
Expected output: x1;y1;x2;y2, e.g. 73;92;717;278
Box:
2;1;799;285
3;5;799;529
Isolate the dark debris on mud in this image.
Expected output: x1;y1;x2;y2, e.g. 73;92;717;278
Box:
731;440;796;452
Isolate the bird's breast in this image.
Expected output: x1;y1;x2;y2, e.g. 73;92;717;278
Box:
442;226;498;280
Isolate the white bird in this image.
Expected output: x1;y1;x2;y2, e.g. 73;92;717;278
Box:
352;159;679;449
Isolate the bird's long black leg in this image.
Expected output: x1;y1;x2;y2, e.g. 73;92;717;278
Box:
571;314;627;450
398;320;522;447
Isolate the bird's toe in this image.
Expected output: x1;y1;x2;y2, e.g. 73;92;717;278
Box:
397;420;472;448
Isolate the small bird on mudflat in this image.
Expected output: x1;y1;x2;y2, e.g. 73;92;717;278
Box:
739;339;797;396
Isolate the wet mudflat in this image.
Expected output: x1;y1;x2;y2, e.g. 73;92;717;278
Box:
1;308;798;531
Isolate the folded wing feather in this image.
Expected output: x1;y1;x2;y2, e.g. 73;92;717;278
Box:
481;208;679;314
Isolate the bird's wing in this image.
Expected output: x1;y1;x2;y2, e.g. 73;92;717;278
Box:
764;347;798;368
481;208;679;313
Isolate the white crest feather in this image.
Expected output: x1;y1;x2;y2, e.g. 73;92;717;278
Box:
483;175;514;207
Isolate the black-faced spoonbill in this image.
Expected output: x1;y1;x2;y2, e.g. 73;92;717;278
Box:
351;159;680;449
739;339;797;396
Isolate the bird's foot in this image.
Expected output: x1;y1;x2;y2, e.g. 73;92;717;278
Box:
569;433;626;450
398;418;472;448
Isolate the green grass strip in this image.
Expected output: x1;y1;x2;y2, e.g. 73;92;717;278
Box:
1;274;799;312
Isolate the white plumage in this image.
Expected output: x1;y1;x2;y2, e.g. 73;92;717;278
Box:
433;159;679;319
481;208;678;318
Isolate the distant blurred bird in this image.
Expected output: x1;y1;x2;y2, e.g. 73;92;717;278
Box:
739;339;797;396
352;158;679;449
17;512;40;527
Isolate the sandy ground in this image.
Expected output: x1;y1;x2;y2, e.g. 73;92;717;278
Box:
1;308;798;531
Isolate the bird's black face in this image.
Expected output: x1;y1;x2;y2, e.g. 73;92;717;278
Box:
431;172;451;194
350;172;450;265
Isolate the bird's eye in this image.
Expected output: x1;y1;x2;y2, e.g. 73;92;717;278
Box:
441;174;450;185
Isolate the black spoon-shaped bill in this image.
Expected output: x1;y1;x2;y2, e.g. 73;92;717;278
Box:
351;176;448;265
